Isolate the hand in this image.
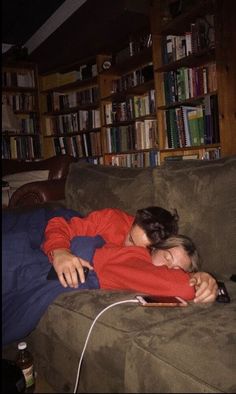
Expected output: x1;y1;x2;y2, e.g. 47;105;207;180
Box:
189;272;218;303
51;248;93;288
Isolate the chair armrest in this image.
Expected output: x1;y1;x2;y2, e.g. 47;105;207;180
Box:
8;179;66;208
2;155;76;178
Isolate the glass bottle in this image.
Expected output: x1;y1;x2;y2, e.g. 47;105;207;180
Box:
16;342;35;393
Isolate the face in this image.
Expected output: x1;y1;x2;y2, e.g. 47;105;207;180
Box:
124;224;150;248
152;246;191;272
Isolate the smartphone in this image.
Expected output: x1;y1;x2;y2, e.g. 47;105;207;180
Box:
216;281;230;303
47;266;89;282
136;295;188;307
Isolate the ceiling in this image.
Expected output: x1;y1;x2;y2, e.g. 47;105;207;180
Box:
2;0;151;74
2;0;66;46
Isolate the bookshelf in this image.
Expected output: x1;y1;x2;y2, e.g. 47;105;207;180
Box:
39;54;111;163
99;29;159;167
2;62;42;160
38;0;235;166
150;0;236;162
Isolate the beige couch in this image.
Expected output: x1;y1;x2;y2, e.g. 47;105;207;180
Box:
3;155;236;393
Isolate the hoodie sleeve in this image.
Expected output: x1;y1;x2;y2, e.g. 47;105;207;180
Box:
93;244;195;300
42;208;133;257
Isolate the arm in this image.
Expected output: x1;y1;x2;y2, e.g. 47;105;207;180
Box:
49;248;93;288
42;213;102;288
42;209;133;288
94;244;195;300
189;272;218;303
42;208;133;255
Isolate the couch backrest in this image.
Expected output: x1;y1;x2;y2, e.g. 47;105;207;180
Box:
151;156;236;279
65;162;154;215
65;156;236;279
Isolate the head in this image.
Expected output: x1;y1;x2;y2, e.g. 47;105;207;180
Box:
150;235;201;272
124;206;179;248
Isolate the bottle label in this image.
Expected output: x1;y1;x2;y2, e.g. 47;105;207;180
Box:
22;365;35;388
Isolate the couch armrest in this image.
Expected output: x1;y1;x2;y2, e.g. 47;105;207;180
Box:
8;179;66;208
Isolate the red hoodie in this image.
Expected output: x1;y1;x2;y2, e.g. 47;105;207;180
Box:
42;208;195;300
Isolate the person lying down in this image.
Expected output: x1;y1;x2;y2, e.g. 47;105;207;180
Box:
2;208;199;346
86;234;200;297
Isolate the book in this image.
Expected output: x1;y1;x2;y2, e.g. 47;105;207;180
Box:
175;107;186;147
169;109;180;148
187;109;200;146
181;106;197;146
164;154;199;161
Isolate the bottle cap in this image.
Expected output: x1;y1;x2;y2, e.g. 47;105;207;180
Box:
18;342;27;350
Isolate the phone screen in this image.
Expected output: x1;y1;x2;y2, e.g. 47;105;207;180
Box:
136;295;187;307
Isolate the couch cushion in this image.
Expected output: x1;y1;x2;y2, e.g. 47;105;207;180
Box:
65;162;154;215
12;284;235;393
22;289;204;393
125;280;236;393
152;156;236;279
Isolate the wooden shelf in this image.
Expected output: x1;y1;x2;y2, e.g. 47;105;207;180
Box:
2;62;42;160
37;0;236;164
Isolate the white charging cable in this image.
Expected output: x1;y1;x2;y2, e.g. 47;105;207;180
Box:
73;298;139;393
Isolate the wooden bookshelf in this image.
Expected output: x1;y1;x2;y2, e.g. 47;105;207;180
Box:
2;61;42;160
150;0;236;163
39;54;111;162
99;27;159;167
38;0;236;166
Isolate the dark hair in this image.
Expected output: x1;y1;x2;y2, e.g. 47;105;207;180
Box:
149;234;201;272
133;206;179;245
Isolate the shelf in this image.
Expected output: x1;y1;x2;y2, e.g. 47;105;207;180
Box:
160;0;215;35
155;48;215;73
2;62;42;160
37;1;236;163
104;47;153;76
157;91;217;110
41;76;98;93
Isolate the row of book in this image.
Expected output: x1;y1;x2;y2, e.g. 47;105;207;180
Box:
2;70;36;88
162;14;215;64
164;94;220;149
50;132;102;158
58;63;98;84
129;29;152;56
44;109;101;135
111;63;154;93
45;86;99;112
41;57;112;90
105;119;158;153
104;149;159;168
3;114;40;135
2;135;41;160
104;98;133;123
3;93;36;112
164;148;221;161
19;115;40;134
133;91;156;118
104;90;155;124
163;62;217;104
115;29;152;64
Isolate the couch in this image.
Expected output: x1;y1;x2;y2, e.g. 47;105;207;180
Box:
2;154;76;208
2;155;236;393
